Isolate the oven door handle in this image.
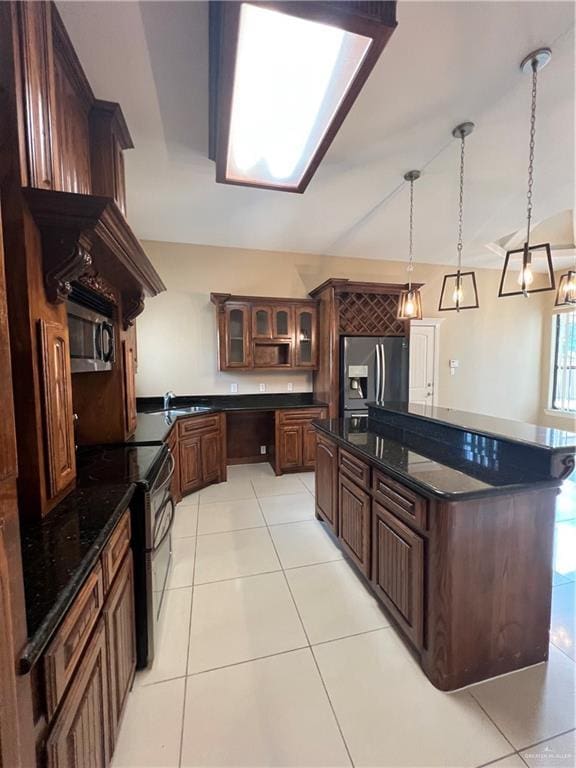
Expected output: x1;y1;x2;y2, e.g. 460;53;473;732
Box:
153;452;176;497
153;496;175;552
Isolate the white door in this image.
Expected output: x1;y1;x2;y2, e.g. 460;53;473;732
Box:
409;324;436;405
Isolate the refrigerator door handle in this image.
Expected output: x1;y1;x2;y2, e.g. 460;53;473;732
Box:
375;344;381;404
379;343;387;402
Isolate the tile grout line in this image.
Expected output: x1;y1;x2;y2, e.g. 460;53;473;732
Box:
515;726;576;756
251;477;356;768
177;497;200;767
467;690;520;756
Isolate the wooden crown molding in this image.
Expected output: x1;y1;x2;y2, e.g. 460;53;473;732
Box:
308;278;423;298
210;292;317;306
23;188;166;303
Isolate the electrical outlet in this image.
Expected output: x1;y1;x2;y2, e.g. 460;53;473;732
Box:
259;383;266;392
230;383;238;393
260;445;266;455
287;382;293;392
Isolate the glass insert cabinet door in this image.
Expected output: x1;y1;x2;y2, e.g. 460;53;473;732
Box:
273;307;293;339
252;306;273;339
294;305;317;367
225;304;251;366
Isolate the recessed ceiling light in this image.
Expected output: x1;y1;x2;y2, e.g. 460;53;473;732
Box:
209;1;397;193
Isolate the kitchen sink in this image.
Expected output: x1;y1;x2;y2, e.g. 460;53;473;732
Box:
147;406;213;416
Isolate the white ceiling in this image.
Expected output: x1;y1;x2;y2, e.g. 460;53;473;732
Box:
58;1;575;269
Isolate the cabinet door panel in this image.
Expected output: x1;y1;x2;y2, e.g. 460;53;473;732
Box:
279;425;302;470
294;305;318;368
302;424;317;468
104;551;136;750
252;306;273;339
273;307;293;339
224;304;251;368
179;436;201;494
46;619;110;768
201;431;220;483
315;436;337;533
123;336;137;436
38;319;76;499
372;502;424;648
338;474;371;576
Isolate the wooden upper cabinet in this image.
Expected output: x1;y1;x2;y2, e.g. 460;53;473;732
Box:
90;100;133;216
38;319;76;500
223;303;252;369
15;2;59;189
211;295;317;371
294;305;318;368
52;28;92;194
122;329;137;437
252;306;273;339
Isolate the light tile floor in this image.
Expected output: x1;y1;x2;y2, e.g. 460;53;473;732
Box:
113;465;576;768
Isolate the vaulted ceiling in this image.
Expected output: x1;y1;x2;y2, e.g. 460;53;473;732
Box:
58;1;575;269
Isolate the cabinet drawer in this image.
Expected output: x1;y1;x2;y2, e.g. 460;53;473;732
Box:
102;511;131;592
178;414;220;437
339;448;370;488
278;408;326;424
372;470;428;531
43;563;104;720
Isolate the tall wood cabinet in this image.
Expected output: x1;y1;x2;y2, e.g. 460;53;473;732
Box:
38;319;76;499
211;294;318;371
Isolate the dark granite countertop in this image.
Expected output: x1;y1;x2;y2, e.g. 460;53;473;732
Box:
131;393;329;445
19;483;135;673
76;444;166;486
372;402;576;452
315;417;562;501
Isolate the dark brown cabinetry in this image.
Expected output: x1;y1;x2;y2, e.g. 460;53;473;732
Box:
165;425;181;504
45;619;110;768
39;510;136;768
275;408;327;474
178;414;225;496
122;332;137;436
338;472;371;576
372;502;424;648
315;434;338;533
104;551;136;748
211;294;318;371
38;319;76;500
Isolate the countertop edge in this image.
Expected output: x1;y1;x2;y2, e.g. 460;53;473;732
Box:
19;483;136;674
313;420;561;501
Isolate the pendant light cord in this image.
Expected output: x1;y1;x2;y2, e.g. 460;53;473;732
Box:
525;62;538;247
457;134;465;272
407;178;415;290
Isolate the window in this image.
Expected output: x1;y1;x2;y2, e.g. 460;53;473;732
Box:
551;311;576;413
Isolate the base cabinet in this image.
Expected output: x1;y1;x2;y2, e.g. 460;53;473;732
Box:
338;473;371;577
315;435;338;533
275;408;327;473
104;551;136;748
46;620;110;768
39;511;136;768
178;414;225;496
372;502;424;649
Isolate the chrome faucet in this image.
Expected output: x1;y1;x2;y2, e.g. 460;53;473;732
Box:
163;390;175;410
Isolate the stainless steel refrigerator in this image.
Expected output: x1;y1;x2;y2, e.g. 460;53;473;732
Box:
340;336;409;416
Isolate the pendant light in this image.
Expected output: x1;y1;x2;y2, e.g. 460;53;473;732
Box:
555;269;576;306
438;122;480;312
398;170;423;320
498;48;555;298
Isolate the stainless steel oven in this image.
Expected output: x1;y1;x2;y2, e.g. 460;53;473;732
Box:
66;299;115;373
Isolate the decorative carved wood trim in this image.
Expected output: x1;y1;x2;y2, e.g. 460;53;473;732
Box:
23;187;166;299
122;292;144;330
77;272;118;306
43;231;93;303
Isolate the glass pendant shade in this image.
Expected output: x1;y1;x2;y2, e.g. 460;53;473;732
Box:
498;243;555;297
555;270;576;306
398;286;423;320
438;270;480;311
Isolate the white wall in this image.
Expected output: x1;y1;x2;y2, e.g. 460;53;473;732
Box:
136;239;549;424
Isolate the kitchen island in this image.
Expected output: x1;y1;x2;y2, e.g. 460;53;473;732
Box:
313;403;576;691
